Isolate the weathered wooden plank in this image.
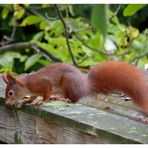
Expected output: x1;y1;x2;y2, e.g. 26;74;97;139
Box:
0;98;148;144
80;95;148;124
0;102;120;144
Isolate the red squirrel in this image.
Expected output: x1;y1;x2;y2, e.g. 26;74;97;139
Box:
2;61;148;113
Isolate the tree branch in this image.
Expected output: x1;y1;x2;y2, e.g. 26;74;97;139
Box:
45;13;59;21
23;5;46;20
0;24;17;46
116;49;131;56
0;42;33;52
109;5;121;21
74;32;141;61
0;42;61;62
53;4;77;66
72;26;93;33
32;45;62;62
129;51;148;64
74;34;114;56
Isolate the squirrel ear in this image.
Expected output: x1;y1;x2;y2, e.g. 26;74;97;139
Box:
6;73;17;85
2;74;9;84
3;73;23;86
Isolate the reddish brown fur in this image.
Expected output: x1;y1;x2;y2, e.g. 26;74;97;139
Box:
89;61;148;112
2;61;148;113
25;63;89;102
3;63;89;106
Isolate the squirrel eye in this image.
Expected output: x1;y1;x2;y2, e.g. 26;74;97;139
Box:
8;90;14;96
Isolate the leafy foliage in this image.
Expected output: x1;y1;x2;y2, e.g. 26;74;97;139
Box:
25;53;42;70
123;4;146;16
91;5;107;42
0;4;147;74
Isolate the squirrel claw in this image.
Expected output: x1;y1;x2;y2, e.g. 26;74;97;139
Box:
49;97;58;101
31;100;43;106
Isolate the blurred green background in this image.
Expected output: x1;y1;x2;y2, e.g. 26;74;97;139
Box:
0;4;147;74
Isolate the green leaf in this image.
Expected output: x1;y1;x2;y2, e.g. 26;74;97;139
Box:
0;53;14;68
123;4;145;16
25;53;42;70
39;21;48;30
68;5;75;16
89;32;104;49
2;7;10;19
131;40;143;51
81;46;92;57
36;42;55;52
38;59;50;66
111;16;119;25
91;4;107;41
20;15;44;26
32;31;44;41
13;4;25;19
0;51;25;71
36;41;65;59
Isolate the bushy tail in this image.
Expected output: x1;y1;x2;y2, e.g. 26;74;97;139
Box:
88;61;148;113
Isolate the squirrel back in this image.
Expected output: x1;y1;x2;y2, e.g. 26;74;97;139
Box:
89;61;148;112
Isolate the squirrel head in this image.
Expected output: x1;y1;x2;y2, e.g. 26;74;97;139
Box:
2;73;26;106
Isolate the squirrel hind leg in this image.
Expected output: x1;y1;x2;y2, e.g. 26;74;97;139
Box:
61;73;87;103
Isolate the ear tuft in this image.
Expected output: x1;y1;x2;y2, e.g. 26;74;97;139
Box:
6;73;17;85
2;73;24;86
2;74;8;84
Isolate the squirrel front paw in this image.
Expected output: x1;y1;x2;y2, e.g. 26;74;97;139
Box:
31;99;43;106
50;95;71;102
